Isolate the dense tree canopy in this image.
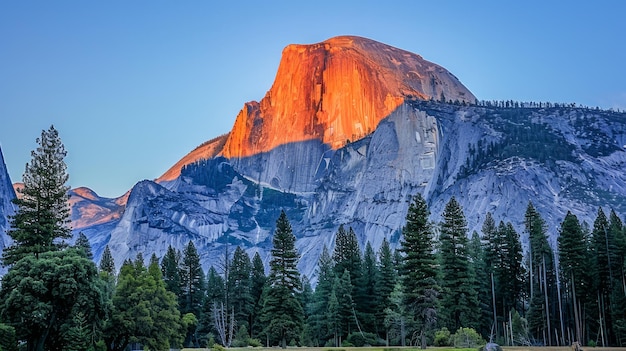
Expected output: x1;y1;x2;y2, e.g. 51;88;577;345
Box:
103;256;182;351
0;249;107;351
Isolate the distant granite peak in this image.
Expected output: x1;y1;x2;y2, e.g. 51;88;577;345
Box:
220;35;475;159
159;36;475;180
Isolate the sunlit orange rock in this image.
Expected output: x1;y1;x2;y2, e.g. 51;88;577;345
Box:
69;187;125;229
159;35;475;180
222;35;475;158
159;134;228;181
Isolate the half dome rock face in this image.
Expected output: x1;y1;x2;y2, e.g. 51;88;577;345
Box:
220;35;476;158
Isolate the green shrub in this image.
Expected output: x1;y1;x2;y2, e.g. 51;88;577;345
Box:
434;327;452;346
212;343;226;351
323;339;336;347
588;340;597;347
346;332;385;346
453;327;485;348
248;338;262;347
341;340;355;347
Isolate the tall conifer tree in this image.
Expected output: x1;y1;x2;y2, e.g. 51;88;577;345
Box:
439;197;478;332
525;202;557;345
228;246;253;329
399;193;439;348
74;232;93;259
558;211;590;344
357;241;379;333
99;244;116;275
250;252;267;339
180;241;205;316
590;207;622;345
333;225;362;290
376;237;397;337
468;230;492;340
161;245;182;298
308;245;335;346
260;211;304;348
3;126;71;265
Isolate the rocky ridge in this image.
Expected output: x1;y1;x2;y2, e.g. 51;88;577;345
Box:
2;36;625;281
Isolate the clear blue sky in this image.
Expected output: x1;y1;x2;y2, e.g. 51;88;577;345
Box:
1;1;625;198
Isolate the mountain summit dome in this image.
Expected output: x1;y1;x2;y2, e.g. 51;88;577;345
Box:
159;36;475;180
220;35;476;158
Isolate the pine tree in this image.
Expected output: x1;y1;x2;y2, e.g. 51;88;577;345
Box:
74;232;93;259
299;275;314;346
161;245;182;298
3;126;71;265
198;266;225;346
502;222;525;314
335;269;356;341
326;287;341;347
558;211;590;344
399;193;439;349
250;252;267;339
608;209;626;344
482;212;498;273
375;237;397;338
103;255;182;351
481;212;499;340
206;265;226;303
99;245;116;275
180;241;205;316
260;211;304;348
308;245;335;346
64;311;91;351
149;252;159;267
333;225;363;292
228;246;253;330
439;197;479;332
491;220;526;338
525;202;557;345
468;230;492;340
332;225;365;332
356;241;379;333
590;207;621;345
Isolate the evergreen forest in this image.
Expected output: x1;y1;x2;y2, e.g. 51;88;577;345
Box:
1;125;626;351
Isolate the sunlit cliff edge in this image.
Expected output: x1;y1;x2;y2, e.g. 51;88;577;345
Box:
158;35;475;181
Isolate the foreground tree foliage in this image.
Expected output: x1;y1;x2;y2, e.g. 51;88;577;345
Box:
0;126;108;351
0;249;107;351
103;256;182;351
